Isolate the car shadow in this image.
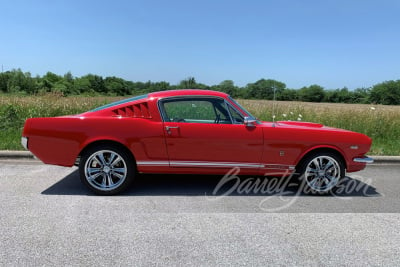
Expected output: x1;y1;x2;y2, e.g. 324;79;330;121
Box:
41;170;381;197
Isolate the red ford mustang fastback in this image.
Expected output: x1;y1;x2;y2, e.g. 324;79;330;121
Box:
21;89;373;195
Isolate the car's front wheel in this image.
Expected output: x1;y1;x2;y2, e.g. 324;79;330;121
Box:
79;145;135;195
297;152;345;194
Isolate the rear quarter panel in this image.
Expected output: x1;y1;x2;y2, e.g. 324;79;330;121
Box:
23;116;166;167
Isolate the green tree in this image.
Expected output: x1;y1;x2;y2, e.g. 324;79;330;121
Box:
213;80;239;97
86;74;106;94
178;77;197;89
278;88;298;101
104;76;129;95
148;81;170;92
324;87;353;103
60;72;75;95
73;76;92;95
5;69;36;94
245;79;286;99
298;84;325;102
369;80;400;105
0;71;11;92
352;88;370;104
36;71;62;93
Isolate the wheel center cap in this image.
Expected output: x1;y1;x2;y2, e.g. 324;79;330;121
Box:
318;170;325;177
103;166;111;173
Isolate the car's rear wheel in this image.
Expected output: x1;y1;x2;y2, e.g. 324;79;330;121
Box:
79;145;134;195
297;152;345;194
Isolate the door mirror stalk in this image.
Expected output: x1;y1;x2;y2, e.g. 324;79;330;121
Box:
244;117;257;127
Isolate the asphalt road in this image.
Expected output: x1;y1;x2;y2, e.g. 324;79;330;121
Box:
1;160;399;266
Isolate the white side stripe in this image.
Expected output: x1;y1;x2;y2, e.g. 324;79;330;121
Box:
136;161;169;166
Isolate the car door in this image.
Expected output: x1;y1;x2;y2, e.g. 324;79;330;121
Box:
159;96;264;172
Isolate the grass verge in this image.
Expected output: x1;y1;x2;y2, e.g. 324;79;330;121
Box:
1;95;399;155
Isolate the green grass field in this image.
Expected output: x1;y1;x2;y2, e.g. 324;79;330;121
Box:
1;94;399;155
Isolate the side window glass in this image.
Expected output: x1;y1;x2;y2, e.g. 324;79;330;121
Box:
228;104;244;124
163;99;218;123
213;101;231;124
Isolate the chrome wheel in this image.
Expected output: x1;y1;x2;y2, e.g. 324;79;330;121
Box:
303;155;341;192
84;150;128;192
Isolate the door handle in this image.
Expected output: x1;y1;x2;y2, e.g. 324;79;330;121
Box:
165;126;179;134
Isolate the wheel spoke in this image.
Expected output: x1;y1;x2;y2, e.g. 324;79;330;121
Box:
309;178;319;189
108;153;116;165
325;174;337;181
112;172;124;179
107;174;114;187
318;157;324;168
306;167;318;174
88;167;102;175
88;171;103;181
316;178;323;189
95;153;107;167
101;173;107;188
322;177;330;185
324;161;333;171
312;158;321;169
110;156;122;167
112;167;126;173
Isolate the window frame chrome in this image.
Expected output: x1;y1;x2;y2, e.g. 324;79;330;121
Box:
157;95;249;125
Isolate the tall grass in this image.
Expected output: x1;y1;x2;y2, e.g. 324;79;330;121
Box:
0;94;114;150
1;95;399;155
240;100;400;155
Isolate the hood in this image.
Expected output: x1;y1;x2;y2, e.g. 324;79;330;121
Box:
259;120;354;133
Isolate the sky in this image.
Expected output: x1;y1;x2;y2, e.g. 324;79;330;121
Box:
1;0;400;89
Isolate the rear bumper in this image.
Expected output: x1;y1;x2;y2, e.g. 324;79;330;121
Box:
21;137;28;150
353;156;374;164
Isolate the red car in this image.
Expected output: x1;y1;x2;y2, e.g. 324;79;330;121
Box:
22;89;373;195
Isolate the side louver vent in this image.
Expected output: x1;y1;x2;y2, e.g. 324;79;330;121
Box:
112;102;152;118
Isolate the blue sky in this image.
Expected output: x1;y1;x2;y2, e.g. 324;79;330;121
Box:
1;0;399;89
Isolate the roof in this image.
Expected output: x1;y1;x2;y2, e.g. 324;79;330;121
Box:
148;89;228;98
88;89;229;113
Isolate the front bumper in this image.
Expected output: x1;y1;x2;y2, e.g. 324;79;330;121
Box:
353;156;374;164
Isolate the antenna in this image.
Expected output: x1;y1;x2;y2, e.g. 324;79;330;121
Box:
272;81;276;127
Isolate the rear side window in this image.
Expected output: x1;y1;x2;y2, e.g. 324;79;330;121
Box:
90;94;148;112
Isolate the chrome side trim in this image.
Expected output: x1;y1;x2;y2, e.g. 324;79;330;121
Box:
136;160;263;168
264;164;296;170
171;161;263;168
353;157;374;164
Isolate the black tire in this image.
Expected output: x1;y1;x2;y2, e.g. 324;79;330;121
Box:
79;144;135;195
297;151;345;195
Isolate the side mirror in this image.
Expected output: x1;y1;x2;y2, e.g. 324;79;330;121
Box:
244;116;257;127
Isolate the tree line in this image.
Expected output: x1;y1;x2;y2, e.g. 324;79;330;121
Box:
1;69;399;105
